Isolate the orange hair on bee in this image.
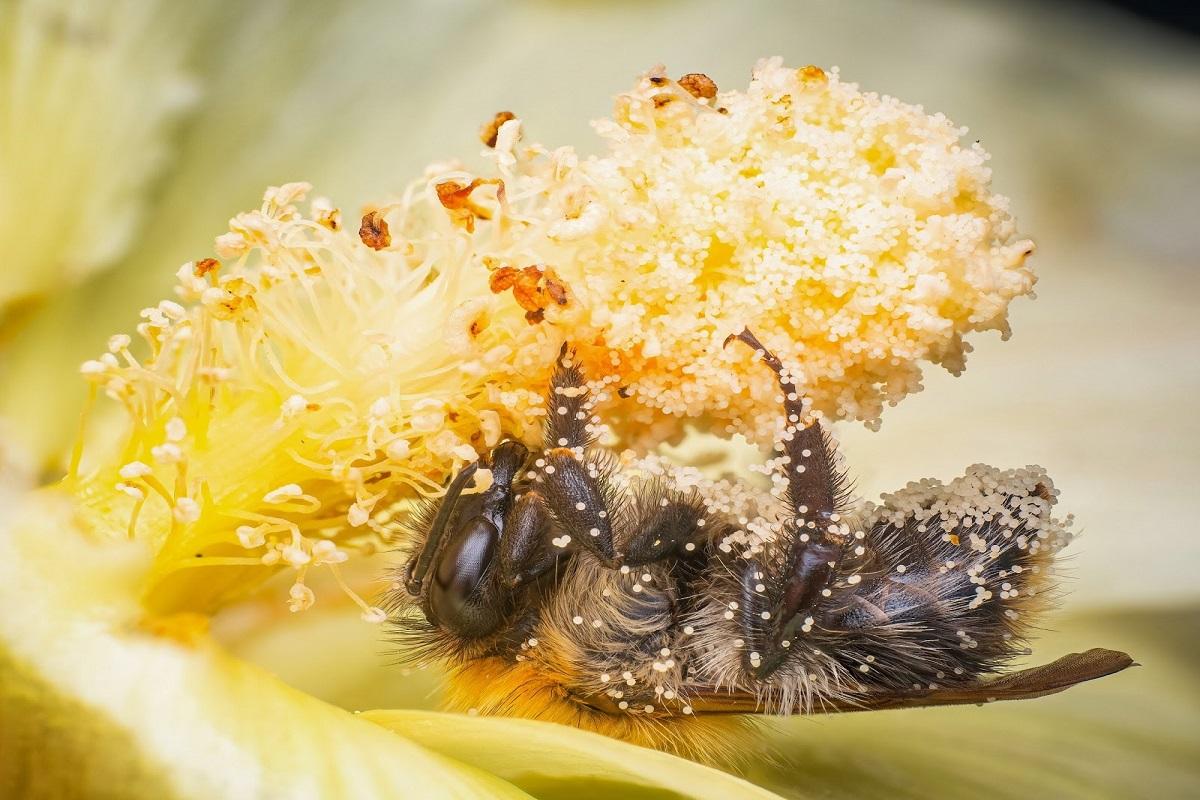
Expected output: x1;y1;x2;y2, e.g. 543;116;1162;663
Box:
443;656;759;764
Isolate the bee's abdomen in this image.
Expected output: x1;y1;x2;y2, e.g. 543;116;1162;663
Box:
819;465;1073;689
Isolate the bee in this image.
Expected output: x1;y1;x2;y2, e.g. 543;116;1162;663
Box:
387;331;1132;758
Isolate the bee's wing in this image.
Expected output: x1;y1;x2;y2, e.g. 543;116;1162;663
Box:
679;648;1135;716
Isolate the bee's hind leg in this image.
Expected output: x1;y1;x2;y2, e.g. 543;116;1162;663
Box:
723;329;849;680
722;328;849;525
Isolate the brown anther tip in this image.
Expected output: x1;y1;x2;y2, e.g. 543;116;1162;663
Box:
544;274;569;306
436;178;503;232
193;258;220;278
678;73;717;100
488;266;520;293
648;75;668;86
358;210;391;250
652;95;673;109
798;65;827;83
435;180;471;207
480;110;517;148
524;308;545;325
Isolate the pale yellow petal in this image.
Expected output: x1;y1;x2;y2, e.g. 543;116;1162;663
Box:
0;487;531;799
365;709;784;800
0;0;212;311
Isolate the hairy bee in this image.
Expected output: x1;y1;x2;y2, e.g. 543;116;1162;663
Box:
386;331;1131;758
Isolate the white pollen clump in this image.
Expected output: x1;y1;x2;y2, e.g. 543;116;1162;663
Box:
164;417;188;442
151;443;183;464
470;468;494;493
347;504;370;527
236;525;266;549
288;582;315;612
867;464;1073;555
115;483;144;501
118;461;152;480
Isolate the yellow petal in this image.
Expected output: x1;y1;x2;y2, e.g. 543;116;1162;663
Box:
365;709;784;800
0;1;211;312
0;487;531;799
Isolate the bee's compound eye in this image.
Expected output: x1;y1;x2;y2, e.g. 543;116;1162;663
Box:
429;516;499;628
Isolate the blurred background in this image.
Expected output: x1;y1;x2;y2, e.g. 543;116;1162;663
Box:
1;1;1197;794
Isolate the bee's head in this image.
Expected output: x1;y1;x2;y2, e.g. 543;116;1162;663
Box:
402;441;529;637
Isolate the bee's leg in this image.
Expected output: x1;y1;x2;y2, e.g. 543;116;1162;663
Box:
544;343;595;450
536;447;622;566
622;490;710;567
732;541;841;679
724;329;847;679
537;344;708;570
723;328;848;527
498;490;567;588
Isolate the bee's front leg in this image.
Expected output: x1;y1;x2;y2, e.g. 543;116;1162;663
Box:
499;489;568;588
536;447;622;566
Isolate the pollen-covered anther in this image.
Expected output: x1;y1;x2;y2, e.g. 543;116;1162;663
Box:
480;110;518;148
358;209;391;250
677;72;718;100
435;177;504;233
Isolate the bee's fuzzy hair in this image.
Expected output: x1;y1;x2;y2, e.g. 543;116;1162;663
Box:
683;464;1072;713
387;443;1074;757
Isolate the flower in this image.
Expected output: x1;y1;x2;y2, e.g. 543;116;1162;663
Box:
0;1;202;314
0;4;1191;793
422;58;1035;442
66;60;1038;620
68;181;557;616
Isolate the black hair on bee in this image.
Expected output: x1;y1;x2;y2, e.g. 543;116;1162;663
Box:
384;333;1132;759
